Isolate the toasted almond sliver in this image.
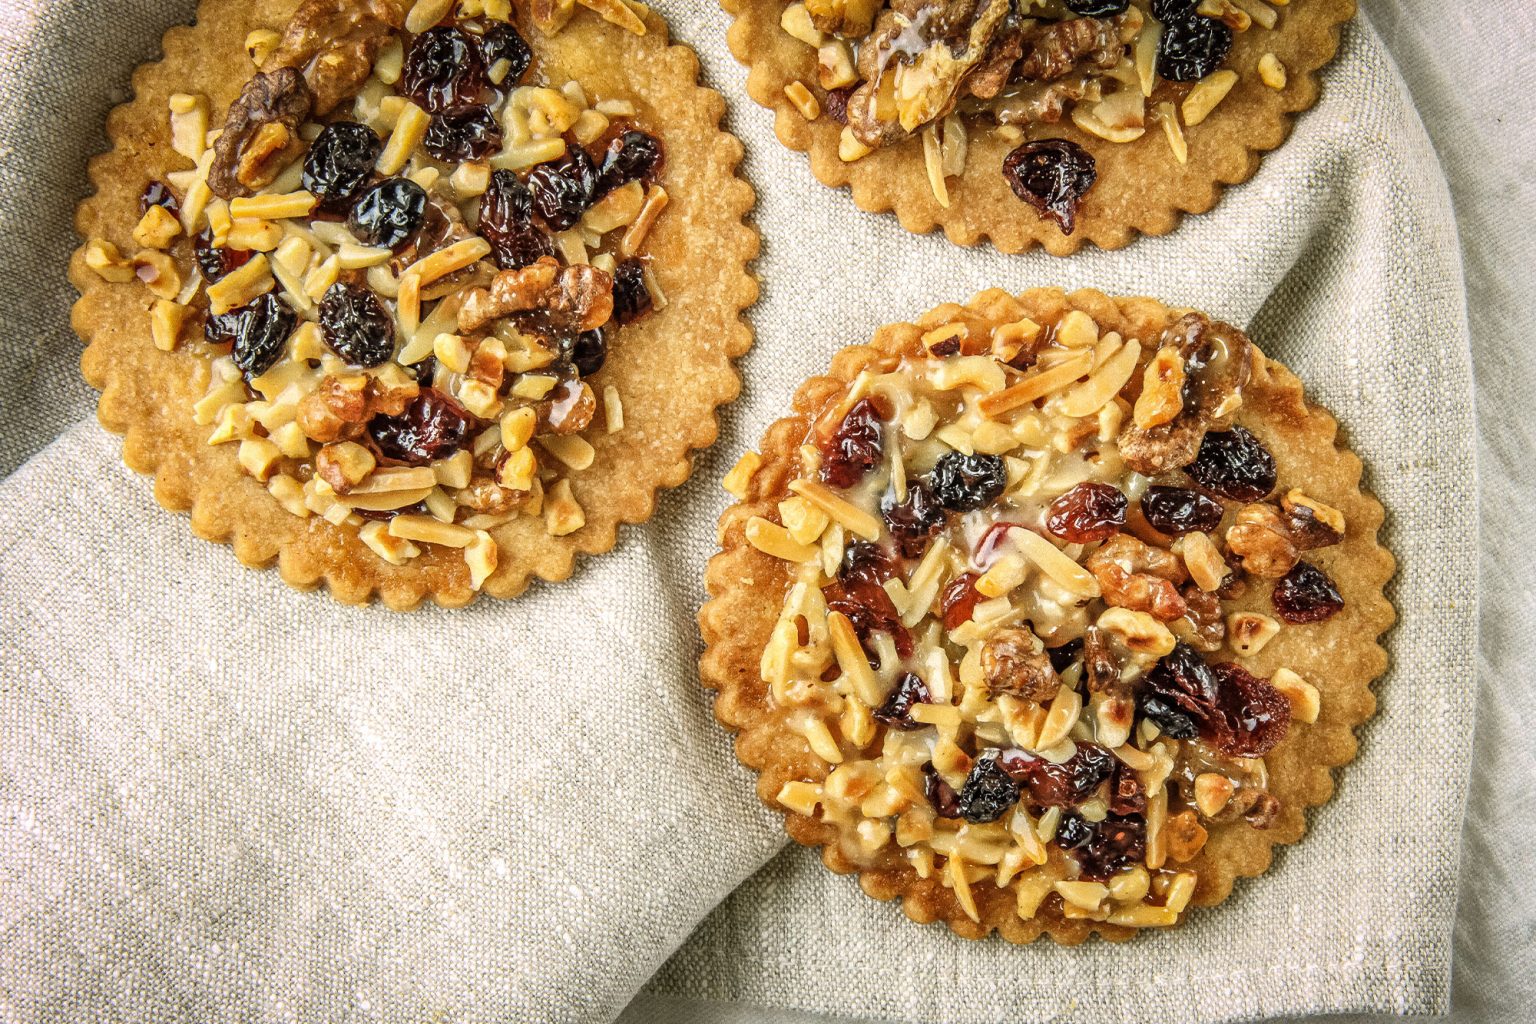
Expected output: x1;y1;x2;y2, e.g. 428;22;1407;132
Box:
828;610;884;707
348;466;436;495
1058;338;1141;418
788;478;882;541
388;514;475;548
404;237;492;286
1009;527;1101;599
978;353;1093;417
745;517;818;563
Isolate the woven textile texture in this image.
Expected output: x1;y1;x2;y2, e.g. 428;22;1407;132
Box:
0;0;1518;1022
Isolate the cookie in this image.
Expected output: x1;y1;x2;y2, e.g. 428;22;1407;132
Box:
701;288;1393;941
722;0;1354;254
70;0;757;608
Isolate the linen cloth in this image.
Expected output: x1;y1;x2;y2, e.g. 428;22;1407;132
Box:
0;3;1515;1024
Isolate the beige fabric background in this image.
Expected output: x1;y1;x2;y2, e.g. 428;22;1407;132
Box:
0;1;1523;1022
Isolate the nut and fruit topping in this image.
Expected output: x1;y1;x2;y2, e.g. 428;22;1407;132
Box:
747;296;1348;929
773;0;1300;230
87;0;665;590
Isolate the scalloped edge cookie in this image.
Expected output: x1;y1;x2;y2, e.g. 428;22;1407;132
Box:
700;287;1394;941
721;0;1354;255
69;0;759;609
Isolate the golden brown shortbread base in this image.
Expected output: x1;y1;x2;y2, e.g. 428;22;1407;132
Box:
69;0;759;609
700;288;1394;941
722;0;1355;255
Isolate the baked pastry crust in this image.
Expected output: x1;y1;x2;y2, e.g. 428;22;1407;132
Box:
722;0;1355;255
701;287;1393;941
70;0;758;608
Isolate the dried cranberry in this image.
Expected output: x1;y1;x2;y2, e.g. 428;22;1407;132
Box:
478;169;554;270
881;479;947;558
874;673;932;730
528;148;599;231
840;540;898;589
940;572;982;631
1137;694;1198;739
1188;426;1277;502
1066;813;1146;881
1140;642;1221;734
1210;663;1291;758
204;293;295;378
818;397;885;489
139;181;179;216
1152;0;1233;82
561;329;608;377
610;258;653;325
974;521;1023;567
924;763;963;819
1065;0;1128;13
826;542;911;659
475;22;532;84
1273;560;1344;623
302;121;381;210
318;283;395;367
1001;138;1096;235
957;750;1021;824
423;105;502;163
1141;485;1225;536
400;27;486;113
348;178;428;249
595;129;664;196
930;452;1007;513
368;388;473;464
999;744;1115;809
1108;762;1146;815
193;227;252;282
1046;482;1127;542
1047;637;1084;673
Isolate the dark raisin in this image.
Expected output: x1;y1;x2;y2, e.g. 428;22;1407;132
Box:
818;397;885;489
1187;426;1277;502
1141;642;1221;733
1065;0;1128;13
1141;485;1225;536
193;227;252;282
826;541;912;659
1082;625;1122;693
957;750;1021;824
204;293;295;378
595;129;664;196
610;258;653;325
998;744;1115;808
1210;663;1291;758
302;121;381;209
423;105;502;163
139;181;180;216
1046;481;1127;542
840;540;898;589
475;22;532;84
562;328;608;377
368;388;473;464
1070;813;1146;881
1138;694;1199;738
880;479;947;558
478;169;554;270
874;672;932;730
930;452;1007;513
940;572;982;631
823;85;854;124
1001;138;1096;235
924;763;963;819
1047;637;1084;673
527;148;598;231
1153;0;1234;82
1056;811;1093;848
348;178;428;249
400;27;486;113
1108;761;1146;815
318;282;395;367
1272;560;1344;623
413;354;439;386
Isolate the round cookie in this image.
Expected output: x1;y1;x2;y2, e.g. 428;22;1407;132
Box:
702;288;1393;941
71;0;757;608
722;0;1354;255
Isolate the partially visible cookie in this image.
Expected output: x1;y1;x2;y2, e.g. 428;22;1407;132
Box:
71;0;757;608
723;0;1354;254
702;288;1393;941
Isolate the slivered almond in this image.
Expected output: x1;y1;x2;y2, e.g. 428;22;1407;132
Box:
978;353;1093;417
788;478;882;541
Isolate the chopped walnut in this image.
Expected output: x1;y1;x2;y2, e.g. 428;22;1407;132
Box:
1281;489;1346;550
1082;624;1126;695
456;476;526;515
980;627;1059;703
459;257;615;334
1164;808;1208;861
1230;788;1280;829
1226;503;1300;578
1118;312;1251;476
1085;535;1189;621
1015;13;1125;82
805;0;881;36
296;374;419;442
1172;586;1225;652
263;0;403;114
536;378;597;435
209;69;313;199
